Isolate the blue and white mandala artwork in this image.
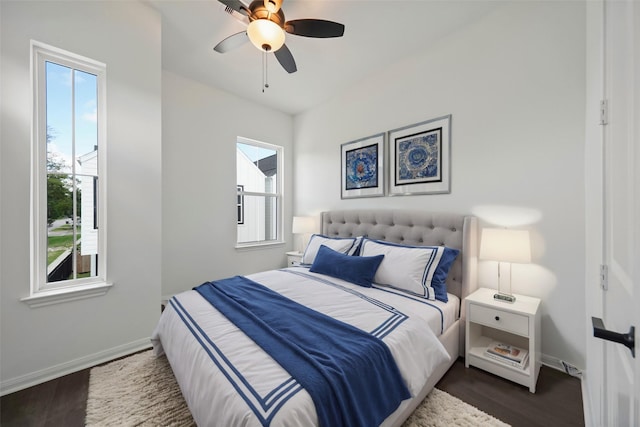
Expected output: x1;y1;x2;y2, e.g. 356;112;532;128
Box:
346;144;378;190
396;129;441;184
388;116;451;196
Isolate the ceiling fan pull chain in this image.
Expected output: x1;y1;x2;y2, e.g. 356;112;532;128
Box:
262;50;270;93
265;51;269;90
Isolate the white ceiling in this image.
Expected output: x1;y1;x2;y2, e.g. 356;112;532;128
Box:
149;0;501;115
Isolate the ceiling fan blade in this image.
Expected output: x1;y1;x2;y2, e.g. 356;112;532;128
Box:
213;31;249;53
284;19;345;38
217;0;249;16
219;3;250;25
274;44;297;73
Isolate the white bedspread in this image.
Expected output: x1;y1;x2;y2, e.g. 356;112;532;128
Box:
151;267;451;427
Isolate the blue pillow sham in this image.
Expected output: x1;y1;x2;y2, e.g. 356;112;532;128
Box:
430;246;459;301
309;244;384;288
359;238;459;302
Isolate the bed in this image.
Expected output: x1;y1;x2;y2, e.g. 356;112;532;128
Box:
152;209;478;426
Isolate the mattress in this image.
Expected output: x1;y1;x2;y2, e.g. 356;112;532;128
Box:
255;266;459;338
368;283;460;337
152;267;452;426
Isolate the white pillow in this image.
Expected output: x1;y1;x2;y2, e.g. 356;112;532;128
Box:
359;238;446;300
302;234;357;264
349;236;364;255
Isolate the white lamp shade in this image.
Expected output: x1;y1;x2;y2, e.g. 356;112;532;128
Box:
292;216;315;234
479;228;531;264
247;19;285;52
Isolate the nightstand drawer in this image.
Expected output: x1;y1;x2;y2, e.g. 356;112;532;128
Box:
288;257;300;267
286;252;303;267
469;304;529;336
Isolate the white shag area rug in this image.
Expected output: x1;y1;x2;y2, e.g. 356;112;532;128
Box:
86;350;510;427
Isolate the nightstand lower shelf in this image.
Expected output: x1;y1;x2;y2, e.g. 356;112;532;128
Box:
466;353;538;389
467;335;533;383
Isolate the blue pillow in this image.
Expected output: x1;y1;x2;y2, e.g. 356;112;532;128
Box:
310;245;384;288
430;247;460;302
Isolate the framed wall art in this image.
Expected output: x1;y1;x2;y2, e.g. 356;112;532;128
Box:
388;114;451;196
340;133;385;199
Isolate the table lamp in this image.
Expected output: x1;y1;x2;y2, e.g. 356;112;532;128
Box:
292;216;315;253
479;228;531;303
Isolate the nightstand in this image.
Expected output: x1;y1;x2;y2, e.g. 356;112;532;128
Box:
465;287;541;392
161;294;175;312
286;251;303;267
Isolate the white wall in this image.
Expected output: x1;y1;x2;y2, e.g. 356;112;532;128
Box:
0;1;162;393
293;1;586;368
161;71;293;298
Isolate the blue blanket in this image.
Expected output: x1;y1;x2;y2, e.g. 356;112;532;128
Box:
194;276;411;427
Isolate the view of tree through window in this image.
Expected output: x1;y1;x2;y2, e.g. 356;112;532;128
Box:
45;61;99;283
236;140;281;245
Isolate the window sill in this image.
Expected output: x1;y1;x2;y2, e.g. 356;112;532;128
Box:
235;241;286;251
21;281;113;308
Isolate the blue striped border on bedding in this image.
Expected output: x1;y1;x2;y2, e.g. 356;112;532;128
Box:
169;298;302;425
194;276;411;427
287;268;445;335
168;270;421;426
283;269;408;339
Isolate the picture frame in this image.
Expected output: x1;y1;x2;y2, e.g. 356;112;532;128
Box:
388;114;451;196
341;133;385;199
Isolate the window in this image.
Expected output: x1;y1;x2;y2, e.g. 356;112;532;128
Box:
25;41;109;307
236;137;283;247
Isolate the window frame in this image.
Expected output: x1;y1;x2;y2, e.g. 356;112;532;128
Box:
235;136;284;249
23;41;111;308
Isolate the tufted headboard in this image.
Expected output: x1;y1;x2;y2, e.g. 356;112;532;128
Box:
321;210;478;303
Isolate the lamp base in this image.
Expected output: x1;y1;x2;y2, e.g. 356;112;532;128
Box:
493;293;516;303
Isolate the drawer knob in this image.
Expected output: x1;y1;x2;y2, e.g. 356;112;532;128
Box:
495;316;500;321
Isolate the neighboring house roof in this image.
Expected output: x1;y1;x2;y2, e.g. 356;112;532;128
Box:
255;154;276;177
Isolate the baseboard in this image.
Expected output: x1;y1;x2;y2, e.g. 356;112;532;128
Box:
542;353;583;375
0;338;152;396
542;353;592;426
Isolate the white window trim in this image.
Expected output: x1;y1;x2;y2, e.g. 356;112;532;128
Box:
24;41;110;308
235;136;284;249
21;282;113;308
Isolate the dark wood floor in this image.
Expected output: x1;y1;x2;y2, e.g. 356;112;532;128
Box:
437;359;584;427
1;368;89;427
1;357;583;426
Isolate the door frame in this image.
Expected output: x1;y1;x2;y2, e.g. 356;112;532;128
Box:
584;0;606;425
584;1;639;425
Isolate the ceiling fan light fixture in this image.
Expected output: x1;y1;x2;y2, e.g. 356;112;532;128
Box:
247;19;285;52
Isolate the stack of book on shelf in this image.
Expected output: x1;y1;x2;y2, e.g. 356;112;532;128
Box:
484;341;529;369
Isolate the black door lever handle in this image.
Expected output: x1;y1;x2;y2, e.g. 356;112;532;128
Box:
592;317;635;358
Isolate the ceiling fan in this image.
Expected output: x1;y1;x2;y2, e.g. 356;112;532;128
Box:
213;0;345;74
